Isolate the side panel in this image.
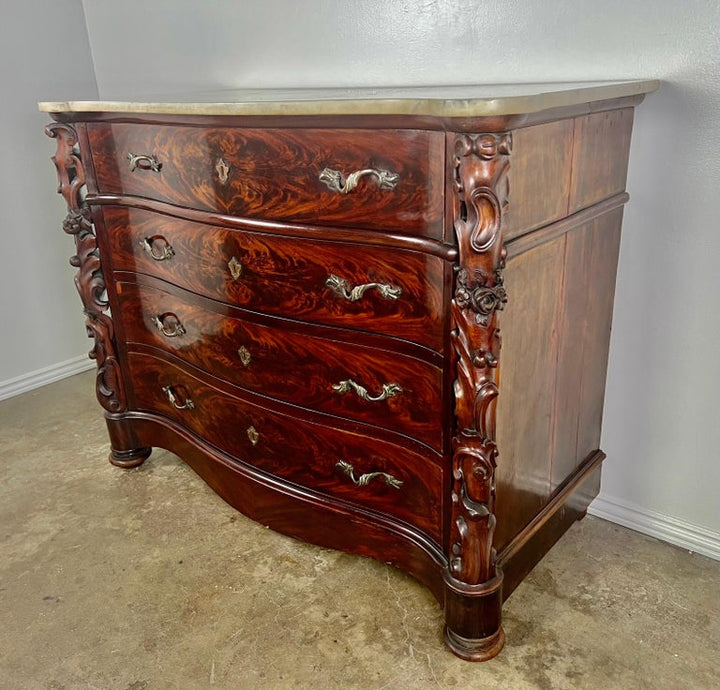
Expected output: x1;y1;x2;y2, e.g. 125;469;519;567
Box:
552;210;623;485
493;107;633;553
504;118;575;240
493;237;564;552
569;108;634;213
495;210;624;551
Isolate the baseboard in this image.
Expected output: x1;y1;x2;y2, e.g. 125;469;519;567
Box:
589;494;720;561
0;355;94;402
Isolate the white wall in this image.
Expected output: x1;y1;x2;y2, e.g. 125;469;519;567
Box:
18;1;720;552
0;0;98;396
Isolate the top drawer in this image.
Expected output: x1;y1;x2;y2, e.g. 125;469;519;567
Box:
87;124;445;239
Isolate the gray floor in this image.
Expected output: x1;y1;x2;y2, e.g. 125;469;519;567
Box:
1;371;718;690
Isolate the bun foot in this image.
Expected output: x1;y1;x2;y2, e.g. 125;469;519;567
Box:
109;446;151;468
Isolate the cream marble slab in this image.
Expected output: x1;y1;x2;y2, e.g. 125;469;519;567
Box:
39;80;659;117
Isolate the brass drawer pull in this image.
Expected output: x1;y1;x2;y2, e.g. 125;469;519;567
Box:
162;385;194;410
319;167;399;194
336;460;403;489
152;312;186;338
332;379;402;403
228;256;244;281
140;235;175;261
127;152;162;172
325;274;402;302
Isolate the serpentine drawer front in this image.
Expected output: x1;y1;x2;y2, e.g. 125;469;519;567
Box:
102;205;447;352
88;124;445;237
126;351;444;543
41;80;657;661
115;279;445;449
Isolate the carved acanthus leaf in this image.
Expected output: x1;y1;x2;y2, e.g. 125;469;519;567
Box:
46;122;125;413
449;131;511;585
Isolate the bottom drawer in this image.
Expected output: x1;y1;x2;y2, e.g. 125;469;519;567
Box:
126;351;444;544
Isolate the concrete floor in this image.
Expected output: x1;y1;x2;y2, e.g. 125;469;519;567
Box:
0;371;718;690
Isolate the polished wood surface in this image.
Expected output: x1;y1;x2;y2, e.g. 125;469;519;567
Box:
116;279;445;449
45;87;650;661
494;206;624;552
126;350;444;543
569;108;634;212
87;124;445;238
493;238;564;552
552;210;623;486
504;118;575;240
497;451;604;596
442;131;511;660
102;205;447;353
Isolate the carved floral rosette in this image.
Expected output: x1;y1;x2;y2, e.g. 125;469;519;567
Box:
449;132;511;585
46;122;126;413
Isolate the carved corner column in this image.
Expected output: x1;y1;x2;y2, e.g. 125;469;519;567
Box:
45;123;150;468
443;132;511;661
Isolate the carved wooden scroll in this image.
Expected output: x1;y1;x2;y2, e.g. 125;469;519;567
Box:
449;133;511;586
46;123;126;413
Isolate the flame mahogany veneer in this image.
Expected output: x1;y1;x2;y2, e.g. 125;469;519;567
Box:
43;86;652;660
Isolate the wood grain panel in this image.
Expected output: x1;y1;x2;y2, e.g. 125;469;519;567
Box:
87;123;445;238
102;206;447;352
551;210;623;486
126;351;444;544
569;108;634;213
493;239;565;552
116;280;444;450
504;119;574;240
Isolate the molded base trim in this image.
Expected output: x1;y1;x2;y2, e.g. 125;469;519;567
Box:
0;355;93;402
109;446;152;468
589;494;720;561
444;625;506;662
497;452;604;597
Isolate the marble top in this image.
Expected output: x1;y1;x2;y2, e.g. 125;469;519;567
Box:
39;80;659;117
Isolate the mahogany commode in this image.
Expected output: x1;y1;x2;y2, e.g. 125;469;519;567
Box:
40;81;657;660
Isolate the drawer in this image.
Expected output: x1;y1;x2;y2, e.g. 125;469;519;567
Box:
126;351;443;543
87;123;444;238
116;280;444;450
103;206;446;352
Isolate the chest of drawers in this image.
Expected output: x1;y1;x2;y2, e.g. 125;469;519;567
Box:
41;81;657;660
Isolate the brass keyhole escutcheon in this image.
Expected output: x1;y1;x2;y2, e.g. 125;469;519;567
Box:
216;157;230;185
228;256;243;281
247;426;259;446
238;346;251;367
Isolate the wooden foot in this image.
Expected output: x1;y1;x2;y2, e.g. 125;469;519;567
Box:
109;446;151;468
443;569;505;661
105;413;151;468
